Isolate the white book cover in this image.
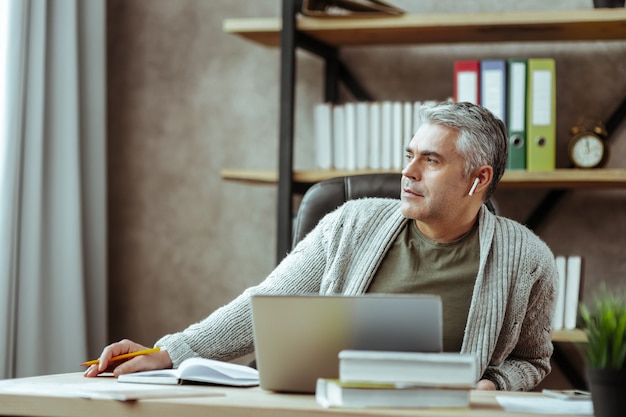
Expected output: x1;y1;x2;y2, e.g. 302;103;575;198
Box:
344;102;357;171
314;103;333;170
339;350;477;387
355;102;370;170
552;255;567;330
380;101;393;170
412;101;422;135
332;105;346;170
392;101;403;170
564;256;582;330
402;101;413;166
316;378;470;409
368;102;382;170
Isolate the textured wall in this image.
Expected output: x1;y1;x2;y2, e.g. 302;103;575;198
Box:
106;0;625;384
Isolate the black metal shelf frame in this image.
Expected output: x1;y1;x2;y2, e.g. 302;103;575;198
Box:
275;0;626;262
276;0;372;262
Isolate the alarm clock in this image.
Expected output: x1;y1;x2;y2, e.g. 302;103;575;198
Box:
567;122;608;169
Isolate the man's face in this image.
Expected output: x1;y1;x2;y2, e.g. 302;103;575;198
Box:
399;122;473;224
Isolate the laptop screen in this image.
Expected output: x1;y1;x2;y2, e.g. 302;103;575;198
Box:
251;294;443;393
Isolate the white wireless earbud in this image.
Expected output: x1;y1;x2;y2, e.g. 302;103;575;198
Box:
468;178;480;196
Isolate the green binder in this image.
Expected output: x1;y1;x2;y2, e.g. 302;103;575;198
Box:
506;58;527;170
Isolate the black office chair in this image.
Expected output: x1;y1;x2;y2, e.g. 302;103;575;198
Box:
293;173;402;246
292;173;497;246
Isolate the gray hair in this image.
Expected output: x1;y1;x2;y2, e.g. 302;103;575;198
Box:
417;101;508;201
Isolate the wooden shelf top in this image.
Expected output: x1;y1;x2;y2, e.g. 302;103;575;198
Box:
500;168;626;189
552;329;587;343
223;9;626;47
221;168;626;189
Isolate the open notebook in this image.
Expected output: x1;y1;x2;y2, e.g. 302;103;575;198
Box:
117;357;259;386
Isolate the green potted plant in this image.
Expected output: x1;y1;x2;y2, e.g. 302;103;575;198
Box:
593;0;626;8
579;285;626;417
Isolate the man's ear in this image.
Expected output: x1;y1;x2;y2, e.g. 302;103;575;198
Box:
468;166;493;196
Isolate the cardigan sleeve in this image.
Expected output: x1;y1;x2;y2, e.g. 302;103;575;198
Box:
155;199;402;367
154;212;335;366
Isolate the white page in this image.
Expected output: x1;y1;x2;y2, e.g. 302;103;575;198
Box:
531;70;553;126
496;395;592;415
457;72;478;104
0;376;219;401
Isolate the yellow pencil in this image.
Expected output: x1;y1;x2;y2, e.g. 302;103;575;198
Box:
80;347;161;367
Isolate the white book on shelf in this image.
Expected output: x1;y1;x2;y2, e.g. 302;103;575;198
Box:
380;101;393;170
344;102;357;171
412;101;422;135
355;102;370;170
564;255;582;330
332;104;346;170
402;101;413;164
338;350;477;387
368;101;382;170
314;103;333;170
552;255;567;330
392;101;403;170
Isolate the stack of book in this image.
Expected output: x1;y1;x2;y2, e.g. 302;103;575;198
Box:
314;99;443;172
316;350;478;409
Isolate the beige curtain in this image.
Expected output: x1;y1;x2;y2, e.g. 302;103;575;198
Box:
0;0;107;378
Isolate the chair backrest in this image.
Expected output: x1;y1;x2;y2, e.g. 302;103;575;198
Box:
292;174;401;246
292;173;498;246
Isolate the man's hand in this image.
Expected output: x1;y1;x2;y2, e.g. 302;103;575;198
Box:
476;379;497;390
83;339;173;378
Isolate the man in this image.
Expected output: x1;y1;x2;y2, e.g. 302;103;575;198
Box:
86;102;556;391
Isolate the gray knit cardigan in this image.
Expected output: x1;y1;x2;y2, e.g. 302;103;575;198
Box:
156;198;557;391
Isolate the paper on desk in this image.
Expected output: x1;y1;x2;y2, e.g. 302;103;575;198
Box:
496;395;593;415
0;377;221;401
75;386;223;401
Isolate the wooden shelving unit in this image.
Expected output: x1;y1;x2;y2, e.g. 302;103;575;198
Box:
223;7;626;261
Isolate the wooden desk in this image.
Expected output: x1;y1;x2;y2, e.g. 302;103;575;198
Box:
0;372;586;417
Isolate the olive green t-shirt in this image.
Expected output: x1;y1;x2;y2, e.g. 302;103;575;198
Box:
366;220;479;352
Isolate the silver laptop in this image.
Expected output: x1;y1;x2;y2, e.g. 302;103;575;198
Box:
250;294;443;393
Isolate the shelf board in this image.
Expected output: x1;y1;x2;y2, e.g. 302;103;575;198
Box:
221;168;626;189
223;9;626;47
552;329;587;343
500;169;626;189
221;168;397;185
